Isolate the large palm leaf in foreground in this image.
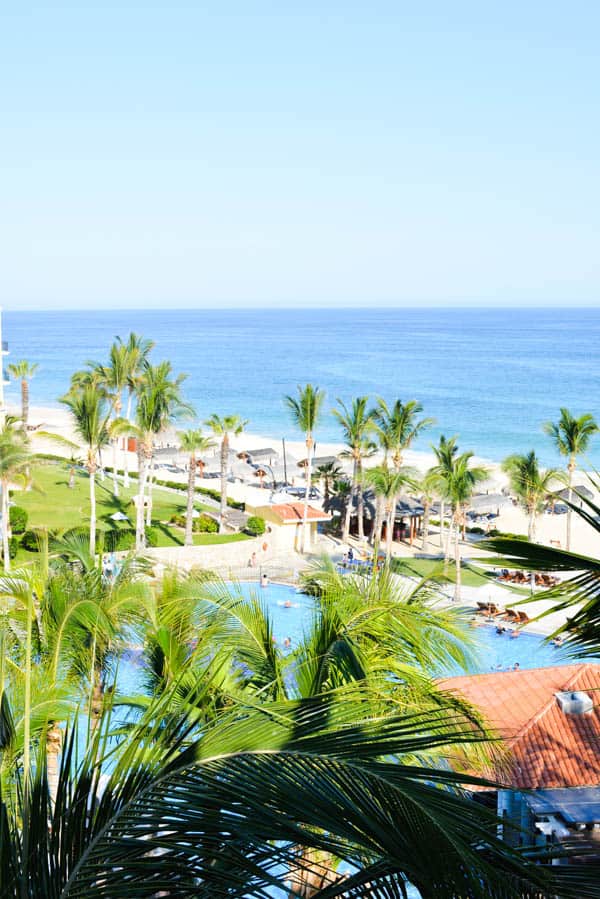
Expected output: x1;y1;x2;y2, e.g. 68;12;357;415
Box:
1;684;597;899
481;480;600;656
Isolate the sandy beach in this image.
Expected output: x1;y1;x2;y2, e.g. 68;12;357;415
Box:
18;403;600;560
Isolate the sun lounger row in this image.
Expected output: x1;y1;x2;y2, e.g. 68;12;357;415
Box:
497;570;559;587
475;602;530;624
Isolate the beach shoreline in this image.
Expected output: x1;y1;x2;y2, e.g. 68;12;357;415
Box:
16;403;600;557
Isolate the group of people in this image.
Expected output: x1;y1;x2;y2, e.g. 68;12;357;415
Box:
495;624;521;639
341;547;355;567
101;552;119;581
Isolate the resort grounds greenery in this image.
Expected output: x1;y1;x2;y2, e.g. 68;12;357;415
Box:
4;335;600;891
10;462;248;562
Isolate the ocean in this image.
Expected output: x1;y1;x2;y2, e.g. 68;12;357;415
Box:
5;307;600;466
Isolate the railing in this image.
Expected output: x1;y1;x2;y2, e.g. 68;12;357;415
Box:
220;564;305;585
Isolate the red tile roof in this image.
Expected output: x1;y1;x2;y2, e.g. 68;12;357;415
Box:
270;503;330;523
439;665;600;790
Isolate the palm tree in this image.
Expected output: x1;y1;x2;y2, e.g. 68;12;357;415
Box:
433;447;487;601
416;468;444;552
179;429;215;546
503;451;559;544
544;408;598;550
92;342;130;497
6;360;38;431
431;434;459;556
0;419;31;571
364;464;416;563
60;386;111;556
2;685;588;898
131;362;191;550
371;397;434;471
204;415;248;532
314;459;343;505
284;384;325;553
332;397;375;542
117;333;155;488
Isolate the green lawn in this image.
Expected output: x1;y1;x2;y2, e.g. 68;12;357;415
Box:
11;463;249;558
391;556;528;594
391;556;500;588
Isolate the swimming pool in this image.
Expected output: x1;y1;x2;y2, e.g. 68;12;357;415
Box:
231;581;585;675
116;581;589;698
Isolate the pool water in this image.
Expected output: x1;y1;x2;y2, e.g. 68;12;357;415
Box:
115;582;592;698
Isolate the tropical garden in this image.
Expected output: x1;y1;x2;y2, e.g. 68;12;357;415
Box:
2;335;600;894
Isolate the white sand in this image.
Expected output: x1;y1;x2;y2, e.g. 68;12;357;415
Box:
18;403;600;559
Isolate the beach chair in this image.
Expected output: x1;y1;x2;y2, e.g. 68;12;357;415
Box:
502;608;518;622
516;611;530;624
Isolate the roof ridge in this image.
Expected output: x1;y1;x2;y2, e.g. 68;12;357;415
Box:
507;663;589;746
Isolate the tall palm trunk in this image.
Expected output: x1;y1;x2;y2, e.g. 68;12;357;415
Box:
185;452;195;546
288;849;337;897
21;379;29;430
146;456;155;527
46;723;62;808
219;435;229;532
444;506;453;562
342;460;357;542
421;498;430;551
356;458;365;541
528;507;537;591
371;496;384;548
386;500;394;563
123;391;133;489
566;458;575;551
136;444;150;550
453;511;462;601
112;439;119;497
23;588;35;795
1;479;10;572
439;499;445;548
301;437;313;553
88;459;97;556
90;669;104;733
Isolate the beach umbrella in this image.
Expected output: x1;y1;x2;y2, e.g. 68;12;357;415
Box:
109;511;130;522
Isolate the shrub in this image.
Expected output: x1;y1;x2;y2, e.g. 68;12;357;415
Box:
9;506;28;534
8;536;19;559
116;531;136;551
169;513;187;528
245;515;266;537
145;526;160;547
192;514;219;534
468;526;485;535
21;529;44;552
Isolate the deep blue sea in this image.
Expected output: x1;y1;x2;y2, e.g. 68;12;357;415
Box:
5;307;600;465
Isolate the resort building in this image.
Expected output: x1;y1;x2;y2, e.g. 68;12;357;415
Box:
327;490;425;545
441;664;600;851
250;502;331;552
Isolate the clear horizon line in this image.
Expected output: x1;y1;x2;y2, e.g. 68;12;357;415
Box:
5;303;600;313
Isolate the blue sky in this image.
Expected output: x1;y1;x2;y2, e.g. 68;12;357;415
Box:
3;2;600;309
